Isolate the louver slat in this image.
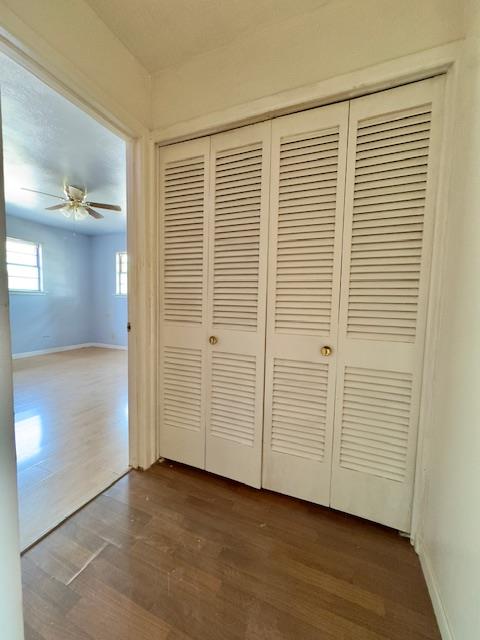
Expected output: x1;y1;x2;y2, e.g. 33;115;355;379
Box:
274;127;340;334
163;155;205;324
339;367;412;482
271;359;328;460
162;347;202;432
346;106;432;342
210;352;256;446
213;143;263;330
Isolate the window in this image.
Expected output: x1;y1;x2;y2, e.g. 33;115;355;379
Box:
6;237;43;292
116;251;128;295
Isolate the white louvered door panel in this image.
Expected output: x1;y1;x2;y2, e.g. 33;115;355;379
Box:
331;77;445;530
159;138;210;469
262;103;349;504
205;122;271;488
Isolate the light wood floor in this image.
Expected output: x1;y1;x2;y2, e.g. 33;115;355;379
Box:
22;462;440;640
14;347;129;550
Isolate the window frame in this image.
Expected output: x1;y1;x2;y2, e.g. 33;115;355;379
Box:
6;236;43;294
115;251;128;296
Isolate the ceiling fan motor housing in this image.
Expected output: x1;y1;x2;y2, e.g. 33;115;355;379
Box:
65;184;86;202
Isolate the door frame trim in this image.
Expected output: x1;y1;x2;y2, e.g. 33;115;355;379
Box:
153;40;462;543
0;25;157;470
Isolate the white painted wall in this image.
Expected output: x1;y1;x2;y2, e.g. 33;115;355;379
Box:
0;115;24;640
152;0;463;129
418;2;480;638
0;0;151;131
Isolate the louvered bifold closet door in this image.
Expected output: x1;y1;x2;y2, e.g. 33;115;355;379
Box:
205;122;271;488
262;103;349;504
159;138;210;469
331;78;445;530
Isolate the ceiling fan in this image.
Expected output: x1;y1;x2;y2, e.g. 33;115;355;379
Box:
21;184;122;221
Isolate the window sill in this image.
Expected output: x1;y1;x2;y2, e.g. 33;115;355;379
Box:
9;290;46;296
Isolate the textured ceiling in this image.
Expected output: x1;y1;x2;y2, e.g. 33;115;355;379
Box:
84;0;332;73
0;52;126;236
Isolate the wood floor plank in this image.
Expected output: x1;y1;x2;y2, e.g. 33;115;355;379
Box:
67;569;173;640
111;470;431;615
22;556;80;614
14;347;129;550
22;585;93;640
23;462;440;640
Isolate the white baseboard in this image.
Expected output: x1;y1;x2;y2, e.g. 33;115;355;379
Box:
12;342;127;359
12;343;93;359
418;539;454;640
89;343;128;351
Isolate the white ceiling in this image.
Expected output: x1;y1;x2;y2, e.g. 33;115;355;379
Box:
84;0;332;73
0;51;127;236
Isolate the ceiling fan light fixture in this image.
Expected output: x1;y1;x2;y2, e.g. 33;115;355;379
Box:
23;184;120;222
74;207;88;221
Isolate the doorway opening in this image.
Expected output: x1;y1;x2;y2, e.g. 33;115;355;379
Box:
0;51;130;550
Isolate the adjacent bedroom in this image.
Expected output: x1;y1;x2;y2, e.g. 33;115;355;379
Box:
0;51;130;550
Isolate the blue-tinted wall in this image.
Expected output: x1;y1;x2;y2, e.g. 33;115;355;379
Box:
7;216;91;354
6;215;127;355
90;233;127;347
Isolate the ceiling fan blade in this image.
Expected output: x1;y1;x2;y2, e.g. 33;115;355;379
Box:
45;204;67;211
22;187;65;200
85;201;121;212
85;206;104;220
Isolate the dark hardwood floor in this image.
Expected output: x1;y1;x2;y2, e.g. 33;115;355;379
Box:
22;461;440;640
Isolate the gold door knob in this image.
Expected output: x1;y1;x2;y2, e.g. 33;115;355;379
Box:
320;346;332;357
209;336;218;345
